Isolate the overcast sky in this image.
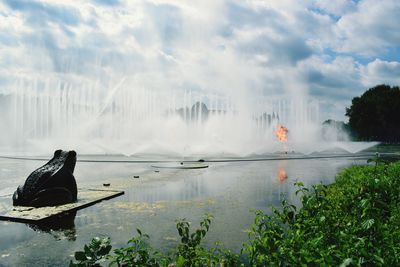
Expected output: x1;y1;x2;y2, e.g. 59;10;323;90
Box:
1;0;399;121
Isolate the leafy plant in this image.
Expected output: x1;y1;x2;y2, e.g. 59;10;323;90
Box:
70;237;112;267
110;229;168;266
70;214;239;266
174;214;241;266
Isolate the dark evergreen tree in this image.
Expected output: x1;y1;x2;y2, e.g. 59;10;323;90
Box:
346;84;400;142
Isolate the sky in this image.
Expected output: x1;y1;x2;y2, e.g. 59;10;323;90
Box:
0;0;399;122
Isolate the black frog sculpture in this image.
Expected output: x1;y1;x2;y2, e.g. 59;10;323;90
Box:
13;150;78;207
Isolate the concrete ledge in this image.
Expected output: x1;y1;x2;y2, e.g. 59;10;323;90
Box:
0;189;124;223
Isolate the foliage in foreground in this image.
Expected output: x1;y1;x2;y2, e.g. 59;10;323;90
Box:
70;214;240;267
71;159;400;266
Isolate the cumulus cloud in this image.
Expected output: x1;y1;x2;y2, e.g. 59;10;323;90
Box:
333;0;400;56
299;56;362;99
0;0;400;122
361;59;400;86
313;0;357;17
297;56;363;121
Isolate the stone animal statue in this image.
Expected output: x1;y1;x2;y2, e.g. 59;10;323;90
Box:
13;150;78;207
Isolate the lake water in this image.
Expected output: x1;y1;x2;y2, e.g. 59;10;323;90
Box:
0;154;374;266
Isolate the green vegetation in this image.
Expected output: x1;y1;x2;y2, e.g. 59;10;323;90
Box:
70;215;240;267
346;84;400;142
243;156;400;266
71;159;400;266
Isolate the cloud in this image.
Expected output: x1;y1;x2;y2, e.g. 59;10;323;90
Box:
296;56;365;121
361;59;400;86
3;0;82;27
143;2;183;55
333;0;400;56
238;33;313;66
92;0;121;6
313;0;357;17
300;56;362;98
0;0;400;123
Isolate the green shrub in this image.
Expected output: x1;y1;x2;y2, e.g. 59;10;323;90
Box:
242;159;400;266
70;237;112;267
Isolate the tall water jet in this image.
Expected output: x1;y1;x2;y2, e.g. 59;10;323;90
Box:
0;76;375;157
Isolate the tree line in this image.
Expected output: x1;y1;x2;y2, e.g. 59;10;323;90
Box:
346;84;400;142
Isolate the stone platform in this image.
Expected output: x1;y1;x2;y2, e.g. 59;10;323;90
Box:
0;189;124;223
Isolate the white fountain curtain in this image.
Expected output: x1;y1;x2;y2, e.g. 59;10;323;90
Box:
0;77;375;156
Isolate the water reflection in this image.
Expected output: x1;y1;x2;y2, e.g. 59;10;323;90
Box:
123;173;209;202
276;160;288;185
28;211;77;241
278;168;288;184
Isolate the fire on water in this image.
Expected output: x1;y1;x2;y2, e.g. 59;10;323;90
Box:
275;124;289;142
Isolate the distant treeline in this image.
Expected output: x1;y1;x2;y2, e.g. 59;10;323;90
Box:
345;84;400;142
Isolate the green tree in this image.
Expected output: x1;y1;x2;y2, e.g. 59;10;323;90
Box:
346;84;400;142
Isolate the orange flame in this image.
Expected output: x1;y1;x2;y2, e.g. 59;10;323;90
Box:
278;168;288;183
275;124;288;142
